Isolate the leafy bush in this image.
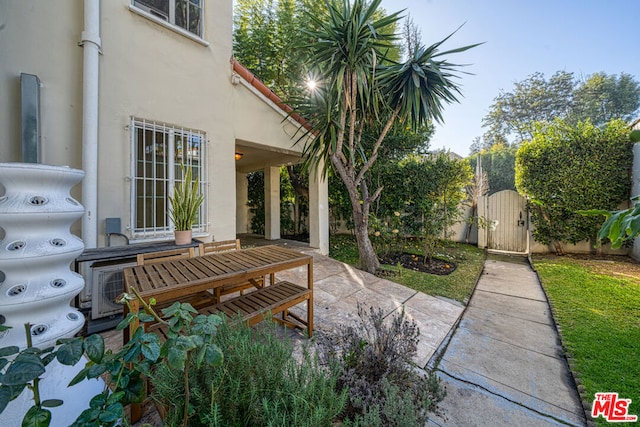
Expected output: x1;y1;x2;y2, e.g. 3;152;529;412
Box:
378;154;471;243
0;295;224;427
318;304;445;426
515;118;633;254
151;316;346;426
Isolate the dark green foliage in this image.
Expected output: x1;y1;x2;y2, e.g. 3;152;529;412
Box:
318;305;445;425
247;171;265;235
1;297;224;427
371;152;473;258
246;168;309;237
572;72;640;126
233;0;328;99
151;317;346;427
468;144;517;195
516;119;633;253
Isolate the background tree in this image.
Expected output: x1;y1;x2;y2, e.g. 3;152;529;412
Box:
233;0;328;96
468;143;517;194
402;14;421;60
481;71;640;148
294;0;478;273
571;72;640;126
482;71;575;144
515;119;633;255
472;70;639;200
234;0;400;236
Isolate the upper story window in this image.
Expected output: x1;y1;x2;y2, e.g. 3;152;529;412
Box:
133;0;203;37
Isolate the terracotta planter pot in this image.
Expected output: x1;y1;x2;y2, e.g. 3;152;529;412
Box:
174;230;192;245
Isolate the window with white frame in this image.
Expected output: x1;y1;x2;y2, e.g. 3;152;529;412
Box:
132;0;203;37
131;118;208;239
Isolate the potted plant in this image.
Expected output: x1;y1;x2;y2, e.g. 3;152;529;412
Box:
169;163;204;245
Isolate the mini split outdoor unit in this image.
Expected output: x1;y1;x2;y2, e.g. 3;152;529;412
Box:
80;261;137;320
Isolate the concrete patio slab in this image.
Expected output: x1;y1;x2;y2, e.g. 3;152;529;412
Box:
469;290;553;325
428;373;574;427
459;306;561;357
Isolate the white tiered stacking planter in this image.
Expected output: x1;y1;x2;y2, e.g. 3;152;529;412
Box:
0;163;86;348
0;163;103;426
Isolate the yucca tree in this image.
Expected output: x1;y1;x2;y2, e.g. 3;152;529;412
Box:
295;0;479;273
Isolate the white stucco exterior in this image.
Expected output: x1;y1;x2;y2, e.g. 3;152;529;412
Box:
0;0;328;252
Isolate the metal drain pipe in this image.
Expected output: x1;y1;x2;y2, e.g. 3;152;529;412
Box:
80;0;101;248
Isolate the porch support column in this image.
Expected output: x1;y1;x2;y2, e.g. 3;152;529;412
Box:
264;166;280;240
236;172;249;234
309;163;329;255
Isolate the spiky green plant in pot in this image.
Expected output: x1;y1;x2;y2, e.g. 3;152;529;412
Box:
169;163;204;244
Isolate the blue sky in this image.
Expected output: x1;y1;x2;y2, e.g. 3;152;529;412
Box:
379;0;640;156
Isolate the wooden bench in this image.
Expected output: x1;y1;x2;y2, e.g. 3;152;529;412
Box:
149;281;313;338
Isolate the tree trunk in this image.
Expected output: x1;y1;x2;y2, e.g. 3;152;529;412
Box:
330;155;380;274
552;240;565;256
465;204;477;244
352;207;380;273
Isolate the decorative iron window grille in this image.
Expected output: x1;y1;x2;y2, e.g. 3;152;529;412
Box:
130;117;208;240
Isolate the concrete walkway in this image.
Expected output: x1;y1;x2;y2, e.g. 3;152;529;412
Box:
264;240;464;368
428;254;586;427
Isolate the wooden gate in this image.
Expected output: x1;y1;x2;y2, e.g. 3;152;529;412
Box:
486;190;528;253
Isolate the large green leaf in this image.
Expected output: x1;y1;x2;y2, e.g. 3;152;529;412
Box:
21;406;51;427
0;346;19;358
97;402;124;424
3;354;44;385
166;346;189;371
40;399;63;408
203;343;224;367
83;335;105;364
140;335;161;362
56;338;84;366
68;366;91;387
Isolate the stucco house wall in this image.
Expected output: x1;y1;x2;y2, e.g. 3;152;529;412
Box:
0;1;326;250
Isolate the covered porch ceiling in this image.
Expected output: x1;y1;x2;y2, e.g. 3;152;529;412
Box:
235;139;302;173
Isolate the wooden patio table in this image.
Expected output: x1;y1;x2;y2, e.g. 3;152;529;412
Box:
122;245;313;341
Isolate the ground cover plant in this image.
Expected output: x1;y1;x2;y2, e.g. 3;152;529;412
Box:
330;234;484;304
317;304;445;426
532;255;640;425
151;316;346;426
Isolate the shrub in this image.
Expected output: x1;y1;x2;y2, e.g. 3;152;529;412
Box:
516;118;633;254
151;316;346;426
318;304;445;425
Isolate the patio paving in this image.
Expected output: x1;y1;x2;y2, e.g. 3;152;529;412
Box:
239;236;465;368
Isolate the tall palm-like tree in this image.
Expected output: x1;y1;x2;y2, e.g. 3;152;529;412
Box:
297;0;480;273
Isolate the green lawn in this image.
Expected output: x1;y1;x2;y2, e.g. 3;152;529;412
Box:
532;255;640;426
329;234;484;304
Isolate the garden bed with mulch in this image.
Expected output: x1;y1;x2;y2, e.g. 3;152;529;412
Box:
379;252;456;275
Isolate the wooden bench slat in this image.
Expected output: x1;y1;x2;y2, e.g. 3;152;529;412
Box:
152;281;312;338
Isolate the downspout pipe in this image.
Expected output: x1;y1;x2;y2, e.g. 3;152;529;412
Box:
80;0;101;248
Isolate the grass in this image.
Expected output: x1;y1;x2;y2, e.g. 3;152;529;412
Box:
329;234;485;304
532;255;640;426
